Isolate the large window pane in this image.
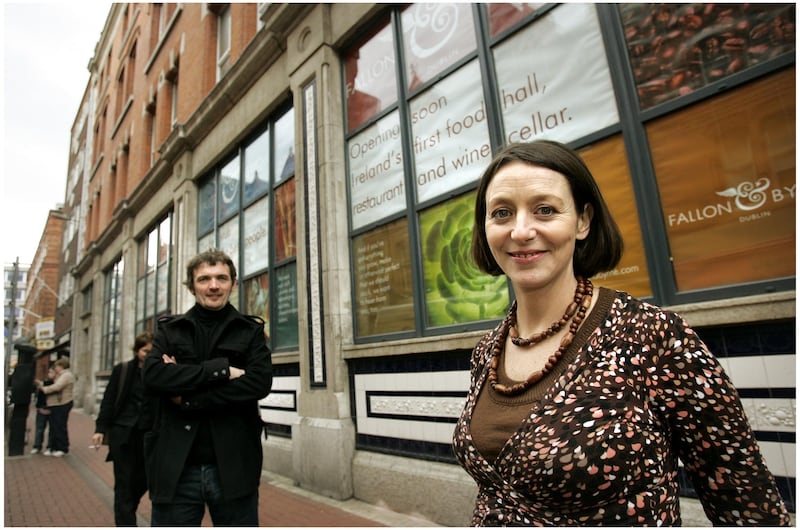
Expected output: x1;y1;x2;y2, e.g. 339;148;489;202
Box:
494;3;618;145
419;192;509;327
198;178;216;235
244;128;270;205
410;60;491;204
156;266;168;313
137;216;173;331
158;217;171;263
401;3;477;91
274;110;295;185
353;218;414;337
243;196;269;276
344;18;397;132
347;111;406;230
218;155;240;221
648;69;795;291
620;3;796;110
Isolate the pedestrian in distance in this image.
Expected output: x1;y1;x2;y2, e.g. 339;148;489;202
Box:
452;140;790;525
142;248;272;526
36;357;75;457
30;365;55;455
91;331;156;526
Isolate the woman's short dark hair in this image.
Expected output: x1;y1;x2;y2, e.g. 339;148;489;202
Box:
184;248;237;291
471;140;623;278
132;331;153;355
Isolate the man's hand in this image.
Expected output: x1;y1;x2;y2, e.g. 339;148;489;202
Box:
90;433;103;450
160;354;183;404
229;366;245;380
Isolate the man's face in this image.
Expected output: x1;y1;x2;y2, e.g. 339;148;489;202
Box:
190;262;236;311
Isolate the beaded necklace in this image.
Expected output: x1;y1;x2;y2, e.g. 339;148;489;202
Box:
488;277;593;396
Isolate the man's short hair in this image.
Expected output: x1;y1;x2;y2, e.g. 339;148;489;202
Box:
54;358;70;370
184;248;237;291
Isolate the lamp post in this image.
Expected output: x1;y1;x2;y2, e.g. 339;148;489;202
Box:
5;258;20;388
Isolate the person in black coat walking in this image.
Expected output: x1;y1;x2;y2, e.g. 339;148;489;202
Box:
91;331;155;526
142;249;272;526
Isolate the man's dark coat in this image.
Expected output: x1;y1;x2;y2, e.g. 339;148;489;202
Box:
94;358;154;462
142;304;272;503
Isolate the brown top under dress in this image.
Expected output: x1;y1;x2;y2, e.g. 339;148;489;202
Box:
452;288;790;526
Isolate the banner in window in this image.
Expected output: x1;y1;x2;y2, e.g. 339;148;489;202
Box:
620;3;796;110
244;272;269;337
243;196;269;276
275;179;296;261
577;136;651;298
353;218;415;337
198;179;216;235
400;3;477;92
648;69;795;291
494;3;618;145
218;216;240;275
218;156;240;221
410;60;492;204
274;264;299;349
419;192;509;326
347;111;406;230
344;19;397;132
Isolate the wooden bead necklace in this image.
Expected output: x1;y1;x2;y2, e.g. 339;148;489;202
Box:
488;277;593;396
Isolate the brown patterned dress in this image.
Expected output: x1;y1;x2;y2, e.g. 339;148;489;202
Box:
452;288;790;526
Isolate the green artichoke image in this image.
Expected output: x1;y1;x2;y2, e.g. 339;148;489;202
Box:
420;192;509;326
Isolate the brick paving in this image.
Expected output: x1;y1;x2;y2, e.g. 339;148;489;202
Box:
4;406;432;527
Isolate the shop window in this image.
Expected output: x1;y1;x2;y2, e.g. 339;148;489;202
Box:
619;3;796;110
198;107;297;348
101;258;124;371
647;68;795;291
136;215;172;333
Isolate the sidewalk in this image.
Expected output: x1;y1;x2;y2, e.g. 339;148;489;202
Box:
4;406;438;527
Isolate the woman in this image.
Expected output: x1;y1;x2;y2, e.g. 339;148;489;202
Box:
38;357;75;457
30;366;55;454
92;332;155;526
452;140;789;525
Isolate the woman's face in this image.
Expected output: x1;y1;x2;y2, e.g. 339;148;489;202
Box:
484;161;591;293
137;342;152;363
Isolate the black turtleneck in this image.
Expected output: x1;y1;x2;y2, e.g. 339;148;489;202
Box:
186;303;233;465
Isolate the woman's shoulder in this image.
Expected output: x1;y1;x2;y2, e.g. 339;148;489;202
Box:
601;287;691;339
